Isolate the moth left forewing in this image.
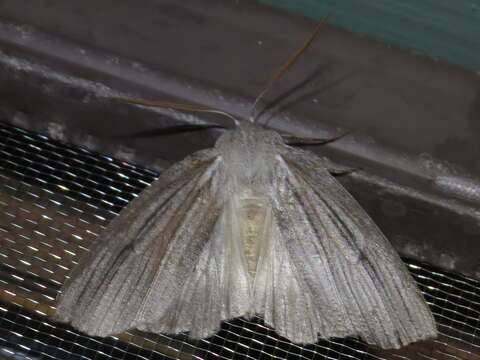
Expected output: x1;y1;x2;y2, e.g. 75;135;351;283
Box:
141;198;252;338
55;147;254;339
141;178;257;339
258;146;437;348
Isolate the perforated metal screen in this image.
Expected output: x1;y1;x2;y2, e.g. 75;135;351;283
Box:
0;121;478;360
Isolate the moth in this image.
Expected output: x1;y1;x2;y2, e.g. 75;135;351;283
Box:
54;22;437;349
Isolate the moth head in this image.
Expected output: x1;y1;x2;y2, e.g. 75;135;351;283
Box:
215;121;283;150
214;122;284;189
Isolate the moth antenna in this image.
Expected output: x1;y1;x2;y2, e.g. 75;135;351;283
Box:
111;97;240;126
250;17;329;122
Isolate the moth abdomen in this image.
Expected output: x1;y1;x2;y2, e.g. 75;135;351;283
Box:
237;195;270;279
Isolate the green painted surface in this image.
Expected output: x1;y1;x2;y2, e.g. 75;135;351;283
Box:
259;0;480;72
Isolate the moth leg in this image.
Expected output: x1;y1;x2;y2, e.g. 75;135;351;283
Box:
282;131;351;146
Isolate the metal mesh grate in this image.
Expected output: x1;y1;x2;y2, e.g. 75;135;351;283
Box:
0;120;478;360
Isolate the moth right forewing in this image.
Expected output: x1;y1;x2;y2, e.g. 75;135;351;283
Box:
252;208;326;342
279;147;372;257
272;147;437;348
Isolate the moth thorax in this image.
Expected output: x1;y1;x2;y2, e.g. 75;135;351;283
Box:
239;196;269;280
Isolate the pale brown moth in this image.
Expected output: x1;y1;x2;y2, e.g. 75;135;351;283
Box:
54;21;438;349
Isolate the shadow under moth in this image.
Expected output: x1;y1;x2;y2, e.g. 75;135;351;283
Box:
54;21;437;349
